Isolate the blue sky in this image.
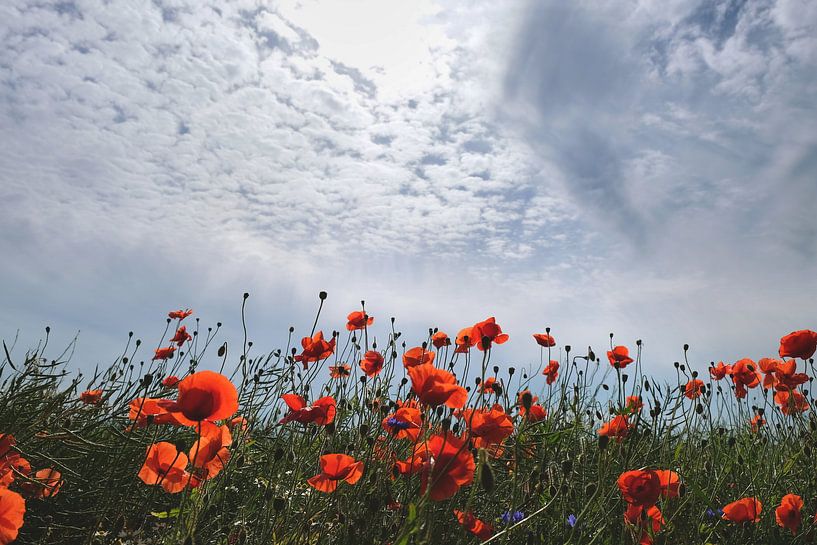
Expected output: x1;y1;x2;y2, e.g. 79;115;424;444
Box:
1;0;815;378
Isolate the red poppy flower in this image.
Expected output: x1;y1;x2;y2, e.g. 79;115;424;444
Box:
170;326;192;347
750;414;765;433
0;487;25;545
382;406;423;441
454;510;494;541
533;333;556;347
607;346;634;369
432;331;451;348
625;396;643;414
279;395;336;426
411;433;475;501
329;364;351;379
480;377;498;394
598;415;632;442
163;371;239;426
21;468;63;498
776;494;803;534
346;311;374;331
80;389;103;405
542;360;559;385
138;442;191;493
0;435;30;488
407;365;467;409
227;416;249;432
683;379;704;400
294;331;336;369
471;317;509;351
709;361;731;380
722;497;762;523
523;404;547;422
152;346;176;361
360;351;384;377
617;470;661;507
189;422;232;481
624;504;664;545
773;359;809;390
779;330;817;360
774;389;809;415
454;327;476;353
163;375;180;388
307;454;364;493
168;309;193;320
128;398;185;427
654;470;680;498
730;358;760;399
403;346;434;368
459;404;514;449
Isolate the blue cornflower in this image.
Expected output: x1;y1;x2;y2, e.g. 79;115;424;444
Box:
567;514;577;528
386;417;411;430
501;510;524;524
706;508;724;519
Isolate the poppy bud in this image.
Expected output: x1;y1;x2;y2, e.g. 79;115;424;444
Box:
359;424;369;435
598;435;609;450
565;345;571;354
324;423;335;435
643;381;650;391
360;376;366;384
508;367;515;376
273;497;286;511
318;291;327;300
493;365;500;374
479;461;495;492
674;361;679;368
400;378;408;386
218;343;227;357
602;384;609;390
441;418;451;432
622;374;628;383
588;347;595;361
679;364;686;371
122;357;129;364
695;404;704;414
492;383;503;396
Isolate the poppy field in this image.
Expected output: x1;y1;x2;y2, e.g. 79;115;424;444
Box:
2;294;817;545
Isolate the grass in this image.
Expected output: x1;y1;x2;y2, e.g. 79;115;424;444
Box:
1;294;815;545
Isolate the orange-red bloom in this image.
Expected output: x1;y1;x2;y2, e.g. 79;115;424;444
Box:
779;329;817;360
607;346;634;369
382;406;422;441
533;333;555;347
80;389;103;405
524;404;547;422
307;454;363;493
128;398;185;428
459;404;514;449
454;510;494;541
431;331;451;349
165;371;239;426
454;327;476;353
617;470;661;507
279;395;336;426
294;331;336;369
730;358;760;399
21;468;63;498
189;422;232;481
170;325;192;347
624;504;664;545
598;415;632;442
329;364;351;379
750;414;765;433
407;365;467;409
480;377;498;394
138;442;191;493
625;396;643;414
152;346;176;361
0;435;30;488
471;317;509;351
168;309;193;320
774;389;809;415
162;375;180;388
403;346;434;368
776;494;803;534
346;311;374;331
0;487;25;545
409;433;475;501
683;379;704;400
722;497;762;523
710;361;731;380
654;470;680;499
360;351;384;377
542;360;559;385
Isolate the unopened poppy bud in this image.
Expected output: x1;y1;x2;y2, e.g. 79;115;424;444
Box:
521;392;533;412
441;418;451;432
621;374;628;383
695;404;704;414
318;291;327;300
479;461;495;492
493;365;499;374
216;343;226;359
143;373;153;386
565;345;571;353
588;347;595;361
400;378;408;386
598;435;609;450
508;367;515;376
674;361;680;369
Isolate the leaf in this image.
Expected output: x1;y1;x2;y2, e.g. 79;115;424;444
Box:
150;508;180;519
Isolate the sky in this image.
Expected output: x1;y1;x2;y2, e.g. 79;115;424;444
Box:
1;0;815;379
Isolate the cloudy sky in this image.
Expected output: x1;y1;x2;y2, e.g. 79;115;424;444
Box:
1;0;815;377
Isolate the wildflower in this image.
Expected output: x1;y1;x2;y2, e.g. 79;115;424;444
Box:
279;394;336;426
0;487;25;545
730;358;760;399
170;326;192;346
624;504;664;545
164;371;239;425
80;389;103;405
307;454;363;493
360;351;384;377
709;361;731;380
607;346;634;369
566;514;577;527
542;360;559;384
162;375;180;388
500;510;525;524
750;414;765;433
471;317;509;351
0;435;30;487
454;327;476;353
480;377;498;394
21;468;63;498
381;406;422;441
407;365;467;409
654;470;680;498
329;364;351;379
152;346;176;361
533;333;556;347
458;405;514;449
779;329;817;360
227;416;248;432
772;359;809;390
128;398;185;427
683;379;704;400
431;331;451;348
721;497;762;523
705;507;724;519
775;494;803;534
454;510;494;541
523;404;547;422
410;432;475;500
598;415;631;442
168;309;193;320
189;422;232;481
294;331;335;369
346;311;374;331
403;346;434;368
138;442;191;493
625;396;643;414
774;389;809;415
617;470;661;507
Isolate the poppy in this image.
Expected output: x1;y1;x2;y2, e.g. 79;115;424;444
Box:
454;510;494;541
152;346;176;361
431;331;451;349
294;331;336;369
774;389;809;415
411;433;475;501
128;398;185;427
21;468;63;498
329;364;351;379
360;351;384;377
165;371;239;426
471;317;509;351
227;416;249;433
138;442;191;494
162;375;180;388
607;346;634;369
617;470;661;507
533;333;556;347
382;406;423;441
480;377;499;394
730;358;760;399
403;346;434;368
80;389;103;405
624;504;663;545
750;414;765;433
683;379;704;400
542;360;559;385
722;497;762;523
168;309;193;320
779;330;817;360
0;436;30;488
598;415;631;442
654;470;680;498
625;396;643;414
346;311;374;331
523;404;547;422
458;405;514;449
709;361;731;380
170;326;192;347
0;487;25;545
189;422;232;481
454;327;476;353
307;454;364;493
772;359;809;390
407;365;467;409
775;494;803;534
279;395;336;426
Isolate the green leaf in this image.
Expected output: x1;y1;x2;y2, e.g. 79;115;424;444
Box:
150;508;180;519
